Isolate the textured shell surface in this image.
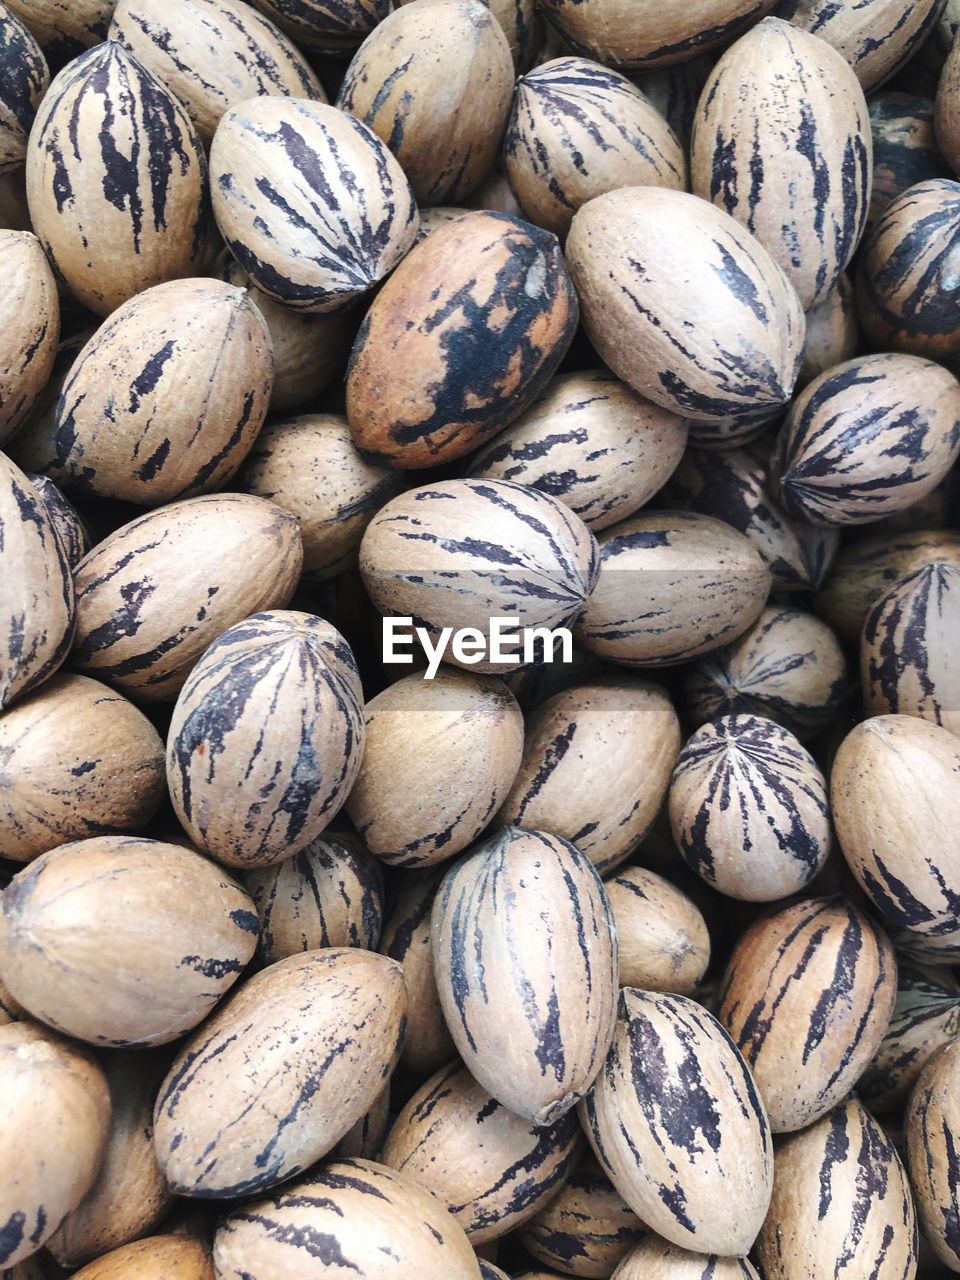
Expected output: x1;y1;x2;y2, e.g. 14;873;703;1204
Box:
0;230;59;447
798;272;859;385
505;57;687;238
692;17;871;310
0;1021;110;1268
494;677;680;875
668;713;831;902
25;41;209;316
716;895;897;1132
0;6;47;176
109;0;325;144
209;97;418;314
771;352;960;525
66;1235;214;1279
360;479;599;673
71;492;302;701
167;610;364;869
249;0;393;52
685;402;784;452
905;1039;960;1269
575;510;771;667
479;0;542;71
6;327;90;484
153;951;407;1197
0;453;74;712
580;988;773;1256
346;668;524;868
346;211;578;469
381;1058;584;1243
332;1077;390;1161
0;834;259;1046
565;186;806;422
212;1158;482;1279
432;826;618;1124
605;866;710;996
755;1096;917;1280
337;0;514;205
936;40;960;174
465;370;688;531
54;277;273;505
870;93;949;235
5;0;116;57
611;1237;762;1278
23;473;91;569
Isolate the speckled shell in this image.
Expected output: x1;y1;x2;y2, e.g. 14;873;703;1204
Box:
683;605;847;741
0;672;165;863
566;187;805;422
580;988;772;1255
237;414;405;577
575;511;771;668
213;1158;482;1279
5;0;115;58
0;835;258;1045
360;479;599;674
0;231;59;447
798;273;859;386
68;1236;215;1279
0;455;74;711
382;1059;583;1243
71;493;301;701
25;42;209;316
831;715;960;954
870;94;949;235
346;669;523;869
55;278;272;505
0;8;47;176
337;0;513;206
604;867;710;996
905;1039;960;1269
167;611;364;869
332;1078;390;1161
24;473;90;569
465;370;687;531
771;353;960;525
611;1239;762;1279
346;212;578;469
505;57;686;239
244;830;383;962
432;826;618;1124
153;951;406;1197
691;18;870;310
109;0;325;145
249;0;392;52
494;678;680;875
717;896;897;1132
209;97;418;314
773;0;945;90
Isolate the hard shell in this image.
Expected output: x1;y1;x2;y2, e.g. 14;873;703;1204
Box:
5;328;89;485
248;0;392;52
4;0;116;58
604;866;710;996
23;473;91;569
67;1236;214;1279
611;1238;762;1279
0;230;59;446
798;273;859;385
936;40;960;174
905;1039;960;1269
0;7;48;176
870;94;949;234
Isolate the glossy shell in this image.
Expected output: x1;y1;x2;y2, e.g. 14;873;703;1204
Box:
905;1039;960;1269
604;867;710;996
0;230;59;446
0;7;47;176
68;1236;214;1279
566;187;805;422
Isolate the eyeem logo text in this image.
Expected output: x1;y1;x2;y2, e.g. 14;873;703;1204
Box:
382;617;574;679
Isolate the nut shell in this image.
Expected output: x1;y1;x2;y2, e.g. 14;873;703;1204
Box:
905;1039;960;1269
0;230;59;447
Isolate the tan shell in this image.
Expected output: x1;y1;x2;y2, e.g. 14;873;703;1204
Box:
494;677;680;875
332;1080;391;1161
213;1158;482;1279
5;329;90;484
249;0;392;53
237;414;405;577
25;41;208;316
71;493;302;701
23;473;91;569
576;511;771;668
604;867;710;996
4;0;116;55
0;1022;110;1268
0;835;259;1045
480;0;542;69
717;896;897;1132
381;1059;584;1243
346;669;523;869
153;951;406;1197
209;98;418;314
799;274;859;386
0;976;22;1024
0;231;59;447
611;1238;762;1279
465;370;688;531
0;9;47;177
68;1236;214;1279
580;989;773;1256
905;1039;960;1269
566;187;805;422
937;39;960;173
432;826;618;1124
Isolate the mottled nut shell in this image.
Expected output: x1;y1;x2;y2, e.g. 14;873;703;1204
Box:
5;0;116;58
25;42;209;316
24;473;90;569
154;951;406;1197
71;493;302;701
0;835;259;1045
0;8;47;176
210;98;418;314
5;329;89;485
576;511;771;668
937;41;960;175
611;1238;761;1279
798;273;859;386
494;678;680;875
250;0;392;52
771;353;960;525
465;370;688;531
213;1158;482;1279
0;1021;110;1268
337;0;514;206
432;826;618;1123
346;212;578;469
566;187;805;422
381;1059;584;1243
605;867;710;996
580;989;773;1256
68;1236;214;1279
0;230;59;446
905;1039;960;1269
717;896;897;1132
870;94;949;235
